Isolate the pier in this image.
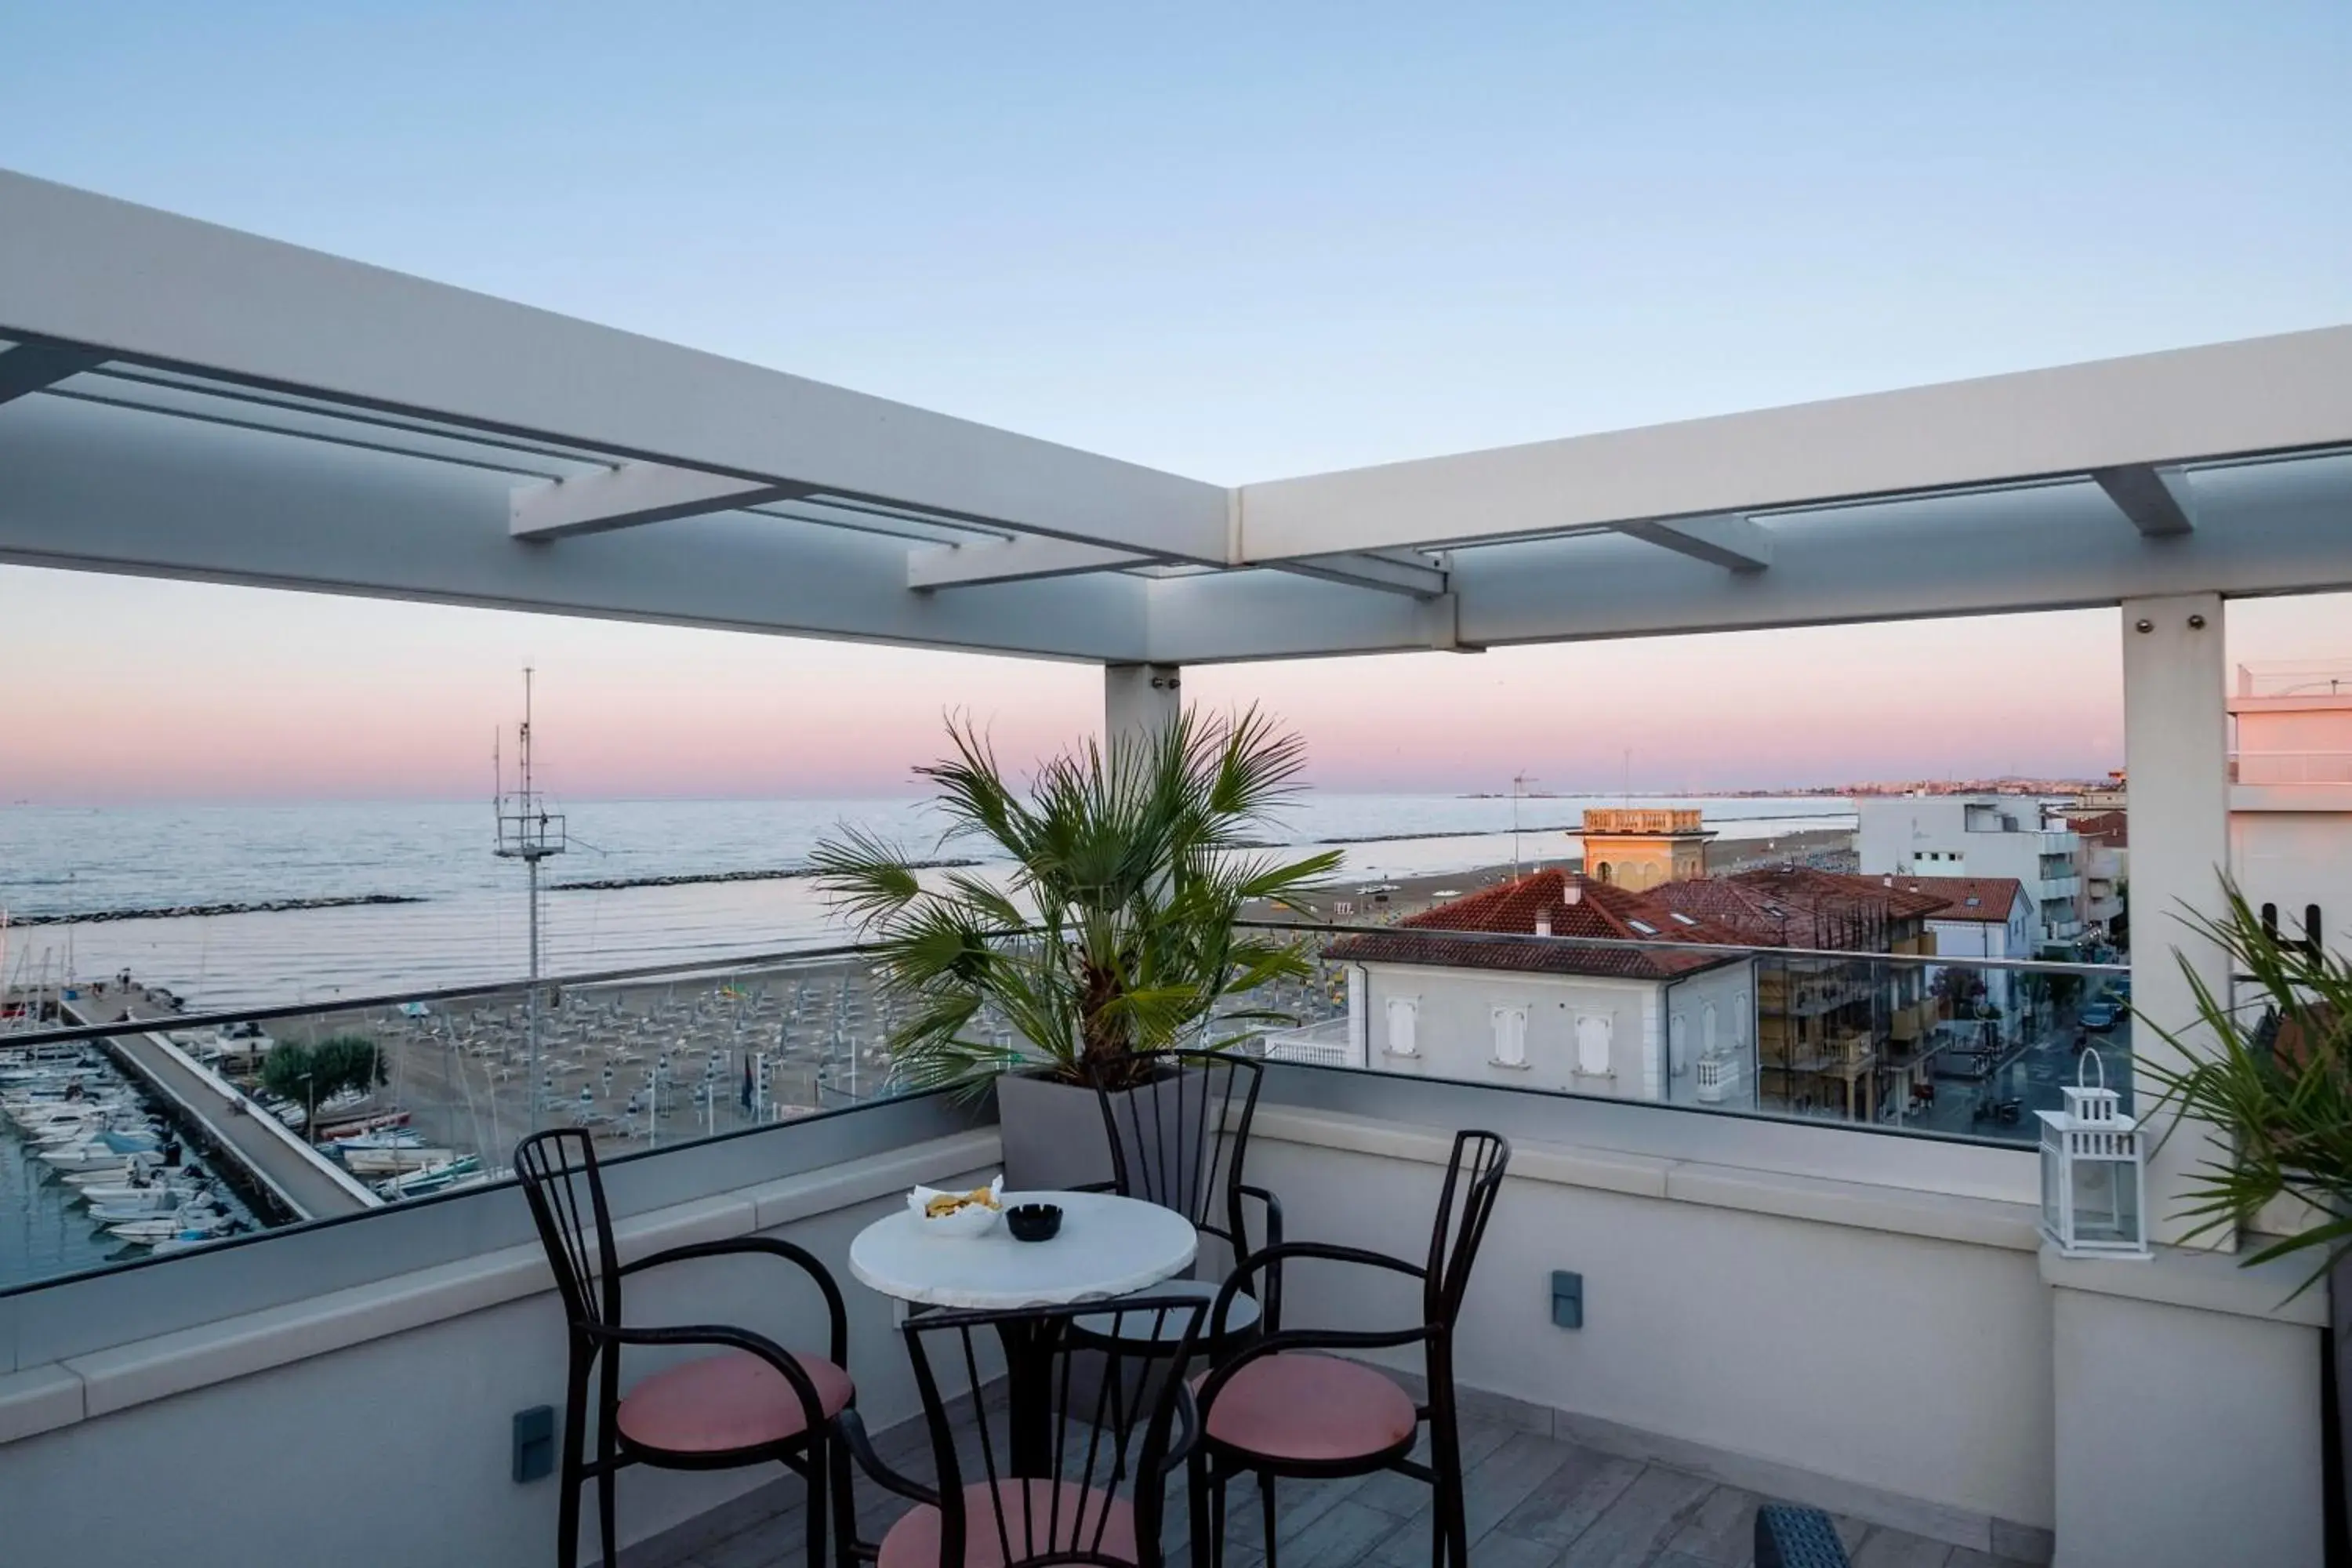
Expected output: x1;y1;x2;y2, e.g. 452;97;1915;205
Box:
55;987;377;1222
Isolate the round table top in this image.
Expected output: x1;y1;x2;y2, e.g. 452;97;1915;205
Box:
848;1190;1198;1311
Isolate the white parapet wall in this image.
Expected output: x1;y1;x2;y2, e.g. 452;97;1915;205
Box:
1240;1098;2328;1568
0;1129;1004;1568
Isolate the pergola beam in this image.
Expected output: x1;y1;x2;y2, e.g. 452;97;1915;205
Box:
909;535;1150;590
1613;514;1773;572
1232;326;2352;561
511;463;810;541
0;169;1232;564
1271;550;1449;598
0;341;103;405
2091;464;2197;538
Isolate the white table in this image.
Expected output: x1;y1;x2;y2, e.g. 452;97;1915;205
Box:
848;1190;1197;1475
848;1189;1198;1310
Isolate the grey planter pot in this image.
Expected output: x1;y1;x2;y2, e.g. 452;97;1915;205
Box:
993;1065;1210;1210
994;1070;1115;1192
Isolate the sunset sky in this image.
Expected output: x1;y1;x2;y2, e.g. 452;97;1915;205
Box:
5;3;2350;804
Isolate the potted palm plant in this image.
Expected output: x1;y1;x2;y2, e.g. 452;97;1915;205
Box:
2140;883;2351;1538
811;707;1339;1188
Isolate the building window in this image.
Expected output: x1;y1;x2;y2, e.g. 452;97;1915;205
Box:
1574;1011;1613;1076
1734;992;1749;1045
1702;1001;1719;1056
1384;996;1419;1058
1490;1005;1528;1068
1596;861;1613;884
1668;1012;1687;1076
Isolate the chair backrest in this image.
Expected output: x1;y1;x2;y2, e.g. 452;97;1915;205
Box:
1424;1130;1510;1328
514;1127;623;1334
900;1294;1208;1568
1092;1049;1262;1246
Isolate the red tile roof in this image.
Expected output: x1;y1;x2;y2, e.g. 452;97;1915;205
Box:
1326;870;1747;981
1640;866;1947;949
1885;874;2027;924
2062;810;2129;848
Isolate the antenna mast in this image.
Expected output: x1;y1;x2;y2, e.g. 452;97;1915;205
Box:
495;666;566;1130
1511;771;1541;879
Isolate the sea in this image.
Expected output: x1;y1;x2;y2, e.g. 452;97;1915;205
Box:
0;794;1854;1011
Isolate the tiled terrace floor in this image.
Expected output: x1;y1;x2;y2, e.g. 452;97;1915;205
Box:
627;1406;2036;1568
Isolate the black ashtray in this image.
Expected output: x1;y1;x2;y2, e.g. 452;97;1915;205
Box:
1006;1202;1062;1243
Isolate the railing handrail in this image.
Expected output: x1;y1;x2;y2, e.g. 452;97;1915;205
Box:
0;938;896;1052
1240;918;2125;976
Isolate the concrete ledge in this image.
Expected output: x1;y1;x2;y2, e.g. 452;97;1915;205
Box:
2040;1238;2332;1328
3;1128;1000;1444
1253;1105;2039;1249
0;1364;83;1446
1666;1161;2042;1250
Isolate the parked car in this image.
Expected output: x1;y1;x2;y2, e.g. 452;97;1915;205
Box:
2080;1000;2121;1031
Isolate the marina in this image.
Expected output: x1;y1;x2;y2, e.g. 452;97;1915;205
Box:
1;1032;263;1283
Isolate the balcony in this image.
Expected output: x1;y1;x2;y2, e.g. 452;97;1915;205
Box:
0;943;2323;1568
2231;750;2352;786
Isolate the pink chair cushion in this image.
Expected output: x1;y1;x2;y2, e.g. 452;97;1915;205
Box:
1202;1353;1418;1464
879;1479;1138;1568
615;1348;852;1454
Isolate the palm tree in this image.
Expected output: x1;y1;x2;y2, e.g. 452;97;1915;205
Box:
811;708;1340;1093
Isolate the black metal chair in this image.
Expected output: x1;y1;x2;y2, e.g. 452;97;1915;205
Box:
840;1294;1211;1567
1077;1050;1282;1349
514;1128;857;1568
1189;1130;1510;1568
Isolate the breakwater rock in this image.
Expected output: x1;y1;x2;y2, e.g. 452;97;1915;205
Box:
549;858;981;893
10;893;429;926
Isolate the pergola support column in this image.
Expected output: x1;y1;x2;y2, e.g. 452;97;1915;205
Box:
1104;662;1181;752
2120;591;2231;1249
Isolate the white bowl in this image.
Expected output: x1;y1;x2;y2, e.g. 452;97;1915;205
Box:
909;1178;1003;1236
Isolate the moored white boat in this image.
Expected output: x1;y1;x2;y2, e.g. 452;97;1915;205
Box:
340;1145;453;1175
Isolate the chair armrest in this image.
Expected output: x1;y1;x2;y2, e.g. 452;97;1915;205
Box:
1199;1240;1433;1399
1068;1178;1120;1194
837;1408;941;1508
586;1319;836;1434
1208;1239;1423;1338
1234;1185;1285;1329
1156;1380;1202;1475
620;1236;850;1365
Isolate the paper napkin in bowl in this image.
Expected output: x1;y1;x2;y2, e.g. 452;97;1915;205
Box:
908;1175;1004;1236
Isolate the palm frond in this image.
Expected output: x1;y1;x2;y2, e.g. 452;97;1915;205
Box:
2138;877;2352;1298
808;705;1333;1090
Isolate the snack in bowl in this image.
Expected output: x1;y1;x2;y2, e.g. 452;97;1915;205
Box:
908;1176;1004;1236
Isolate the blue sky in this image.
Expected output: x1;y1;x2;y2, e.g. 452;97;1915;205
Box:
3;3;2349;800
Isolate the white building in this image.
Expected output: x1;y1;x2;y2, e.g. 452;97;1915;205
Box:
2230;662;2352;949
1892;874;2035;1047
1857;795;2085;952
1326;870;1756;1109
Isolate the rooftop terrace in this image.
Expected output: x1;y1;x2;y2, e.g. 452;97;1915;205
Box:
2;166;2347;1568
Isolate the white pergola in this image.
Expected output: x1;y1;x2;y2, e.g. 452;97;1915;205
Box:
3;167;2349;680
5;165;2351;1243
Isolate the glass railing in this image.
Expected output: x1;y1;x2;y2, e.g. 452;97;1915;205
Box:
1236;919;2132;1145
1;946;918;1293
5;918;2132;1296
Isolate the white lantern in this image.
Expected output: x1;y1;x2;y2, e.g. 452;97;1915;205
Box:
2037;1050;2149;1258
